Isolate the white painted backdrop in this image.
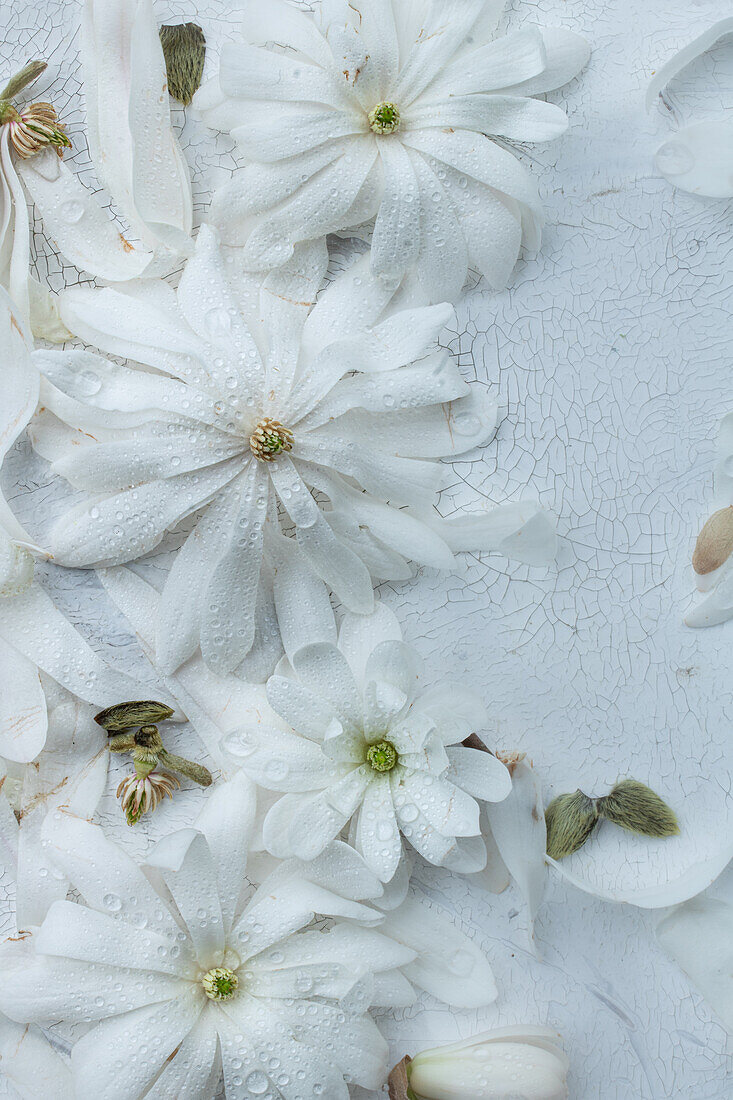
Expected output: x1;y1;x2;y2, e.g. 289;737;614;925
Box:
1;0;732;1096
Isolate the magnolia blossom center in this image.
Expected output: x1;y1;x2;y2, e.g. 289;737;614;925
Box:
368;101;401;135
250;417;294;462
366;740;398;772
202;966;239;1001
1;101;71;159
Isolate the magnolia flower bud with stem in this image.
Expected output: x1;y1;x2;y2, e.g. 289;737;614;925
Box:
95;700;212;825
545;779;679;860
388;1027;570;1100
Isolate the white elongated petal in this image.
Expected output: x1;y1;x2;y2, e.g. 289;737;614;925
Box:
233;724;333;792
408;94;568;142
655;121;733;200
291;642;362;730
421;26;547;100
269;534;338;662
0;130;32;332
236;0;334;65
287;787;364;861
356;772;402;881
436;166;524;289
484;757;547;951
402;771;481;838
16;149;152;281
381;894;498;1008
0;1016;73;1100
337;603;403;687
72;986;204;1100
446;746;513;803
646;18;733;110
0;585;138;708
192;771;256;933
232;101;365;163
0;635;46;762
240;139;377;270
296;510;375;613
433;501;559;566
154;832;226;970
296;434;443;508
220;42;349;108
273;998;389;1089
410;150;469;303
371;138;421;281
143;1018;220;1100
656;895;733;1032
405;127;542;216
502;27;591;97
128;0;193;250
49;456;242;567
394;0;487;104
40;813;181;938
199;463;269;674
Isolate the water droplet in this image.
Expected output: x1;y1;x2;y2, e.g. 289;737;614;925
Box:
655;141;695;178
60;199;85;223
103;893;122;912
244;1070;269;1094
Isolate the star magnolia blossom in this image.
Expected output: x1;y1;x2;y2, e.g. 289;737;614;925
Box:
35;226;554;679
224;603;513;883
0;782;494;1099
196;0;590;301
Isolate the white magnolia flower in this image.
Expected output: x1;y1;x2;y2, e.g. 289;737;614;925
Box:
0;0;192;339
0;787;413;1100
224;603;513;882
34;227;555;679
402;1026;569;1100
197;0;589;301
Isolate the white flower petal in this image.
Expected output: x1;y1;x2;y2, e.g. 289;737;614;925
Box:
143;1018;220;1100
292;642;362;729
333;0;399;107
219;41;350;108
505;27;591;97
655;121;733;200
262;791;308;858
154;832;226;970
410;150;469;303
269;534;338;662
409;93;568;142
441;834;489;874
273;998;388;1089
433;500;559;566
483;757;547;949
393;794;455;864
72;986;204;1100
394;0;488;105
402;771;481;838
36;899;192;978
338;603;402;686
241;139;377;270
416;682;489;744
0;1016;73;1100
0;585;138;708
234;724;334;792
371;138;421;280
356;772;402;881
15;148;152;281
233;101;365;163
422;25;547;100
0;636;46;763
50;456;242;567
39;813;180;938
656;895;733;1032
405;127;542;216
200;464;269;674
266;673;339;739
380;893;498;1007
446;746;513;803
193;771;257;933
296;511;375;613
237;0;334;66
365;638;422;703
300;252;396;361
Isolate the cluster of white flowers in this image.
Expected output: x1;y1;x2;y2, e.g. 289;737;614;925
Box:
0;0;594;1096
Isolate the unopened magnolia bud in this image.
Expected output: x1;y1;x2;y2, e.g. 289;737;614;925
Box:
596;780;679;838
692;507;733;575
0;61;47;101
159;23;206;105
159;751;212;787
545;790;598;859
94;700;174;731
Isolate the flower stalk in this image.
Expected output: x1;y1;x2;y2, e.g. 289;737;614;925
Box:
546;779;679;860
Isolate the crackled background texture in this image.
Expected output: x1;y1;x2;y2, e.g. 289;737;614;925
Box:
1;0;733;1097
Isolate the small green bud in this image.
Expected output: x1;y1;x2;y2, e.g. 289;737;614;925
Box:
0;61;47;101
369;101;401;134
159;751;213;787
545;790;599;860
94;700;174;731
159;23;206;106
596;780;679;838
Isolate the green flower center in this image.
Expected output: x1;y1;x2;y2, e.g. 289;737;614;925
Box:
366;740;398;772
250;417;294;462
368;101;401;134
202;966;239;1001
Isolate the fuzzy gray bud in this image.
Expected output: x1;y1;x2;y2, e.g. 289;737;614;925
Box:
596;779;679;838
545;790;599;860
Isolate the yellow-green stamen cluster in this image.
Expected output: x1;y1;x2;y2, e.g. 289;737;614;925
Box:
250;417;294;462
202;966;239;1001
366;740;398;772
368;101;400;135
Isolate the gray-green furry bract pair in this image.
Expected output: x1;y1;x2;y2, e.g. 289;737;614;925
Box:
545;780;679;860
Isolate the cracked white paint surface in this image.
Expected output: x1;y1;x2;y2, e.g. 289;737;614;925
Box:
0;0;732;1097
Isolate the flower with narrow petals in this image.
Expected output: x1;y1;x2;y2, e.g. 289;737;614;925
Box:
34;227;554;680
196;0;589;301
116;769;180;825
223;604;513;883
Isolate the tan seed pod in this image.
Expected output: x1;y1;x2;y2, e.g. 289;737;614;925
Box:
596;779;679;838
545;790;599;860
692;506;733;575
94;700;174;731
387;1056;412;1100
